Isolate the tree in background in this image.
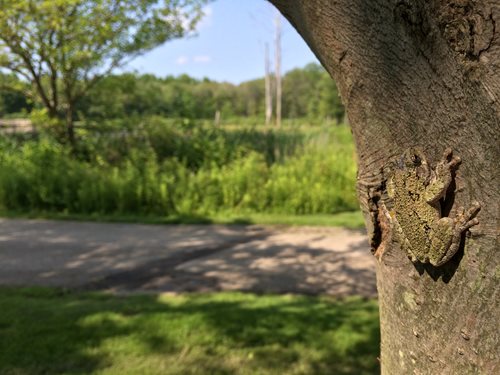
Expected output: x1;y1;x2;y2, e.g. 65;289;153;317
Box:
0;0;208;147
1;62;344;123
73;64;344;123
0;73;32;116
282;63;344;122
282;63;323;118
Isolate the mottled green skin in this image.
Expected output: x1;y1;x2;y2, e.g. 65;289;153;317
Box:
384;148;480;266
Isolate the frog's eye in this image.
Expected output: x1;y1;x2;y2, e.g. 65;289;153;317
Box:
412;154;421;166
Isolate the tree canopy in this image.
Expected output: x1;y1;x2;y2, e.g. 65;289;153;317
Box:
1;63;345;123
0;0;208;144
72;64;345;122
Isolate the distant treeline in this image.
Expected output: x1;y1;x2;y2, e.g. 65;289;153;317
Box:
0;63;344;122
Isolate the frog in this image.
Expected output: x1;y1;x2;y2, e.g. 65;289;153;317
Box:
379;147;480;266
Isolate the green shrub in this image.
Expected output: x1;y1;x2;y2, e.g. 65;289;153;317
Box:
0;121;358;217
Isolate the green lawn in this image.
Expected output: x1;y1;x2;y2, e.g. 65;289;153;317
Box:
0;210;365;228
0;288;379;375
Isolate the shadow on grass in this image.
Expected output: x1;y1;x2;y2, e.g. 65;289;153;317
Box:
0;288;379;375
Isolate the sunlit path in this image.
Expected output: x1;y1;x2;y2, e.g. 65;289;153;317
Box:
0;219;376;297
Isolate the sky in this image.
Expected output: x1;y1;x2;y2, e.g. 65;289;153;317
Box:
127;0;320;84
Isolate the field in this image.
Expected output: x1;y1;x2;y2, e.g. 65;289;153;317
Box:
0;120;377;375
0;288;379;375
0;119;359;224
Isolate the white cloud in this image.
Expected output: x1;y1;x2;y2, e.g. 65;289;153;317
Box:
193;55;211;63
175;55;211;66
176;56;189;65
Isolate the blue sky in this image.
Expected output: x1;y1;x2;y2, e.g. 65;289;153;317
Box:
127;0;319;84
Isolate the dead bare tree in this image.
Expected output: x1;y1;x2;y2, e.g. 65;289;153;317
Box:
274;13;282;127
265;43;273;126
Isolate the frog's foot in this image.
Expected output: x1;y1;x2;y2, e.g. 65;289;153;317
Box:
435;148;461;178
455;201;481;231
442;148;461;168
425;149;460;203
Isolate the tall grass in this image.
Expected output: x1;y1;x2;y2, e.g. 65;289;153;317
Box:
0;119;358;217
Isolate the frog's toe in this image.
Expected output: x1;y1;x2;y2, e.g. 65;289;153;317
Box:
461;217;479;231
448;155;461;168
469;201;481;213
442;148;453;159
464;202;481;220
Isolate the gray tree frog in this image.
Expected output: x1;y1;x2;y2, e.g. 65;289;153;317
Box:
380;147;480;266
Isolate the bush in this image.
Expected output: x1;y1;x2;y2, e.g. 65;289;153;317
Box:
0;121;358;217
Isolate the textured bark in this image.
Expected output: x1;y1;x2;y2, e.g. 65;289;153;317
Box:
269;0;499;374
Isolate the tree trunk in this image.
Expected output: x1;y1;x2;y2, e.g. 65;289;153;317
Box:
66;102;76;150
265;43;273;126
269;1;499;374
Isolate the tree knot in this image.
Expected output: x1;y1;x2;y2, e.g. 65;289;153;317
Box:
437;1;495;59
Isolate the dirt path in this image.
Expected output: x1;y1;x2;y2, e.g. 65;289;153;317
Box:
0;218;376;297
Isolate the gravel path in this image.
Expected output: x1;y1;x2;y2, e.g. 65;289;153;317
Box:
0;218;376;297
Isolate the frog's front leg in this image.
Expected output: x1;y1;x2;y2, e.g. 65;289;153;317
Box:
425;148;461;204
428;202;481;266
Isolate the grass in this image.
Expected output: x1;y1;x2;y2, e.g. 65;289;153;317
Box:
0;122;359;218
0;287;379;375
0;210;365;228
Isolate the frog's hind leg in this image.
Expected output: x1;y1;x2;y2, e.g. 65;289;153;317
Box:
378;201;418;263
429;217;455;266
391;213;419;263
429;203;481;266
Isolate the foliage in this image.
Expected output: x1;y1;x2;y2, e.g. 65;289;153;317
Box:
0;287;380;375
0;73;32;116
0;121;358;217
283;63;343;122
0;0;208;144
0;63;345;127
75;64;345;122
